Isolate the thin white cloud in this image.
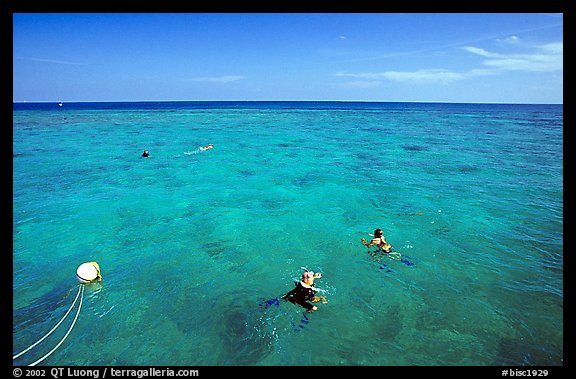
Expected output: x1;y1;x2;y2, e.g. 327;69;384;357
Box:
189;75;246;83
335;40;562;86
330;22;562;64
14;56;82;65
384;70;467;83
336;69;470;84
462;47;500;58
496;35;520;44
464;42;563;72
539;42;563;54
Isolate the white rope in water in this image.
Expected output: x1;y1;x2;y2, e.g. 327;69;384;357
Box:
28;284;85;366
13;285;83;360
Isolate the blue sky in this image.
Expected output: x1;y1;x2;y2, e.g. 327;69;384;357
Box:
13;13;563;104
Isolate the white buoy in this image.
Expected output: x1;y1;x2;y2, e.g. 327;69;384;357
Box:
76;262;102;284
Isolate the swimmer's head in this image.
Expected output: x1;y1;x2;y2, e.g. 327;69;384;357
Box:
302;271;314;280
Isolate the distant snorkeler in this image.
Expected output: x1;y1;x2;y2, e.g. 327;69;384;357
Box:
362;228;392;253
283;270;328;312
361;228;414;266
141;150;150;158
184;144;213;155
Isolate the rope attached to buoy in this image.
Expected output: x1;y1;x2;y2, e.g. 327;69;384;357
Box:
28;285;84;366
13;262;101;366
12;285;83;360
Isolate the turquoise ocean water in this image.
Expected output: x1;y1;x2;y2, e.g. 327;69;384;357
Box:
13;101;563;366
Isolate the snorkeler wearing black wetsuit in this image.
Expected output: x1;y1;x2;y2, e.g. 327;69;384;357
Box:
283;271;327;312
283;280;317;311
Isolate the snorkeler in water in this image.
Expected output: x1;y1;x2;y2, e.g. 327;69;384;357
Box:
141;150;150;158
283;270;327;312
361;228;414;266
184;144;213;155
361;228;392;253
